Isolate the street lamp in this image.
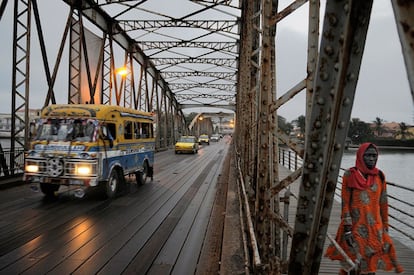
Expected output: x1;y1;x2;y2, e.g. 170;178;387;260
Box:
116;66;129;77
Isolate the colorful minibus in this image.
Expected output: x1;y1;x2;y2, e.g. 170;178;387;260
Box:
24;104;155;198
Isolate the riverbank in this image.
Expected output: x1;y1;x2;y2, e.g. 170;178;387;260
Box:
347;144;414;151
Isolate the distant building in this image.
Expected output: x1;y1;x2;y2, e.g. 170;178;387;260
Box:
0;110;40;137
370;122;414;139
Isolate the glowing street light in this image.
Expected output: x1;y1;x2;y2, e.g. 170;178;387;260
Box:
116;66;129;76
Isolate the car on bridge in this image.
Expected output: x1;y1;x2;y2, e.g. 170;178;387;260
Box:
210;134;220;142
198;134;210;145
175;136;199;154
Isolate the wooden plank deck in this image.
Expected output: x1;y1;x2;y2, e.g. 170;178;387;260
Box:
278;165;414;274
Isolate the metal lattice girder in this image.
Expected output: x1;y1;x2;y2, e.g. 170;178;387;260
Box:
254;0;277;270
175;93;235;101
168;83;235;92
11;0;31;170
288;1;374;274
138;41;238;54
162;71;236;81
391;1;414;103
119;20;239;36
180;104;235;111
152;57;237;67
69;10;82;104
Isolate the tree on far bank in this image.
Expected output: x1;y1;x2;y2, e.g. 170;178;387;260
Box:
348;118;373;144
293;115;306;136
278;115;293;135
373;117;385;137
395;122;413;140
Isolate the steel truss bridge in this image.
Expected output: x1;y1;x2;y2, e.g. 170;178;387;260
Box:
0;0;413;274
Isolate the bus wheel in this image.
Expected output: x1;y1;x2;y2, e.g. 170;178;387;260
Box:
40;183;60;198
136;162;149;186
106;170;119;198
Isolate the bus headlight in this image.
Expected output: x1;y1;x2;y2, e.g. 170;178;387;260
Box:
26;164;39;173
76;165;92;176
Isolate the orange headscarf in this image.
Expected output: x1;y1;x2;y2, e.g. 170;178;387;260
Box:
347;142;379;190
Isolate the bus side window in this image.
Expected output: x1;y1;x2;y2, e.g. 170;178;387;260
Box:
124;121;132;140
107;123;116;140
141;123;148;138
141;122;153;138
134;122;141;139
101;123;115;140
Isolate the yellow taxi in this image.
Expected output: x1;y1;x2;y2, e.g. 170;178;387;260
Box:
198;134;210;145
175;136;199;154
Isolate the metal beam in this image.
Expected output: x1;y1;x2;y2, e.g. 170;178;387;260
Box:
179;103;235;111
288;1;374;274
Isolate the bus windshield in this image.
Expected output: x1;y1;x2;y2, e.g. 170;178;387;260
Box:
35;118;98;142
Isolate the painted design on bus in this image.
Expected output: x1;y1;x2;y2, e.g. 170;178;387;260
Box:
24;104;155;199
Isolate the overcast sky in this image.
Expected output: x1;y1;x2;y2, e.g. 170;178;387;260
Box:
276;1;413;124
0;1;412;124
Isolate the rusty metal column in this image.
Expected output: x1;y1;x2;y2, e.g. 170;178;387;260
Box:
236;0;254;181
255;0;277;271
305;1;320;132
154;79;162;150
249;0;260;188
11;0;31;165
269;0;280;268
69;10;82;104
391;1;414;103
288;1;374;274
101;35;112;105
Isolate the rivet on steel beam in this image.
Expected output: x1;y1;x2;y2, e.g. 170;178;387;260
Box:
307;163;314;169
314;177;320;184
324;45;334;56
331;164;337;171
320;72;329;81
314;120;322;128
343;97;351;106
330;88;335;96
344;3;350;12
348;73;356;81
318;157;323;164
327;113;331;121
317;97;325;105
311;142;318;149
328;14;338;26
339;121;346;129
334;143;341;150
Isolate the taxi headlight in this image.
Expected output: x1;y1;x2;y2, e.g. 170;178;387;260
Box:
76;165;92;176
26;164;39;173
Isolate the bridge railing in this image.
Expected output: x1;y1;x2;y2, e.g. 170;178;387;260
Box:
0;146;25;177
278;147;414;250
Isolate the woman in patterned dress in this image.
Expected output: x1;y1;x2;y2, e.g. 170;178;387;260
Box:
325;143;403;275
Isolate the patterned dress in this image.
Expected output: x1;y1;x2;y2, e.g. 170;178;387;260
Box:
325;169;403;273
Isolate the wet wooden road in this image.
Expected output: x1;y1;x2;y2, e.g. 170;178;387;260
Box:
0;137;233;275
